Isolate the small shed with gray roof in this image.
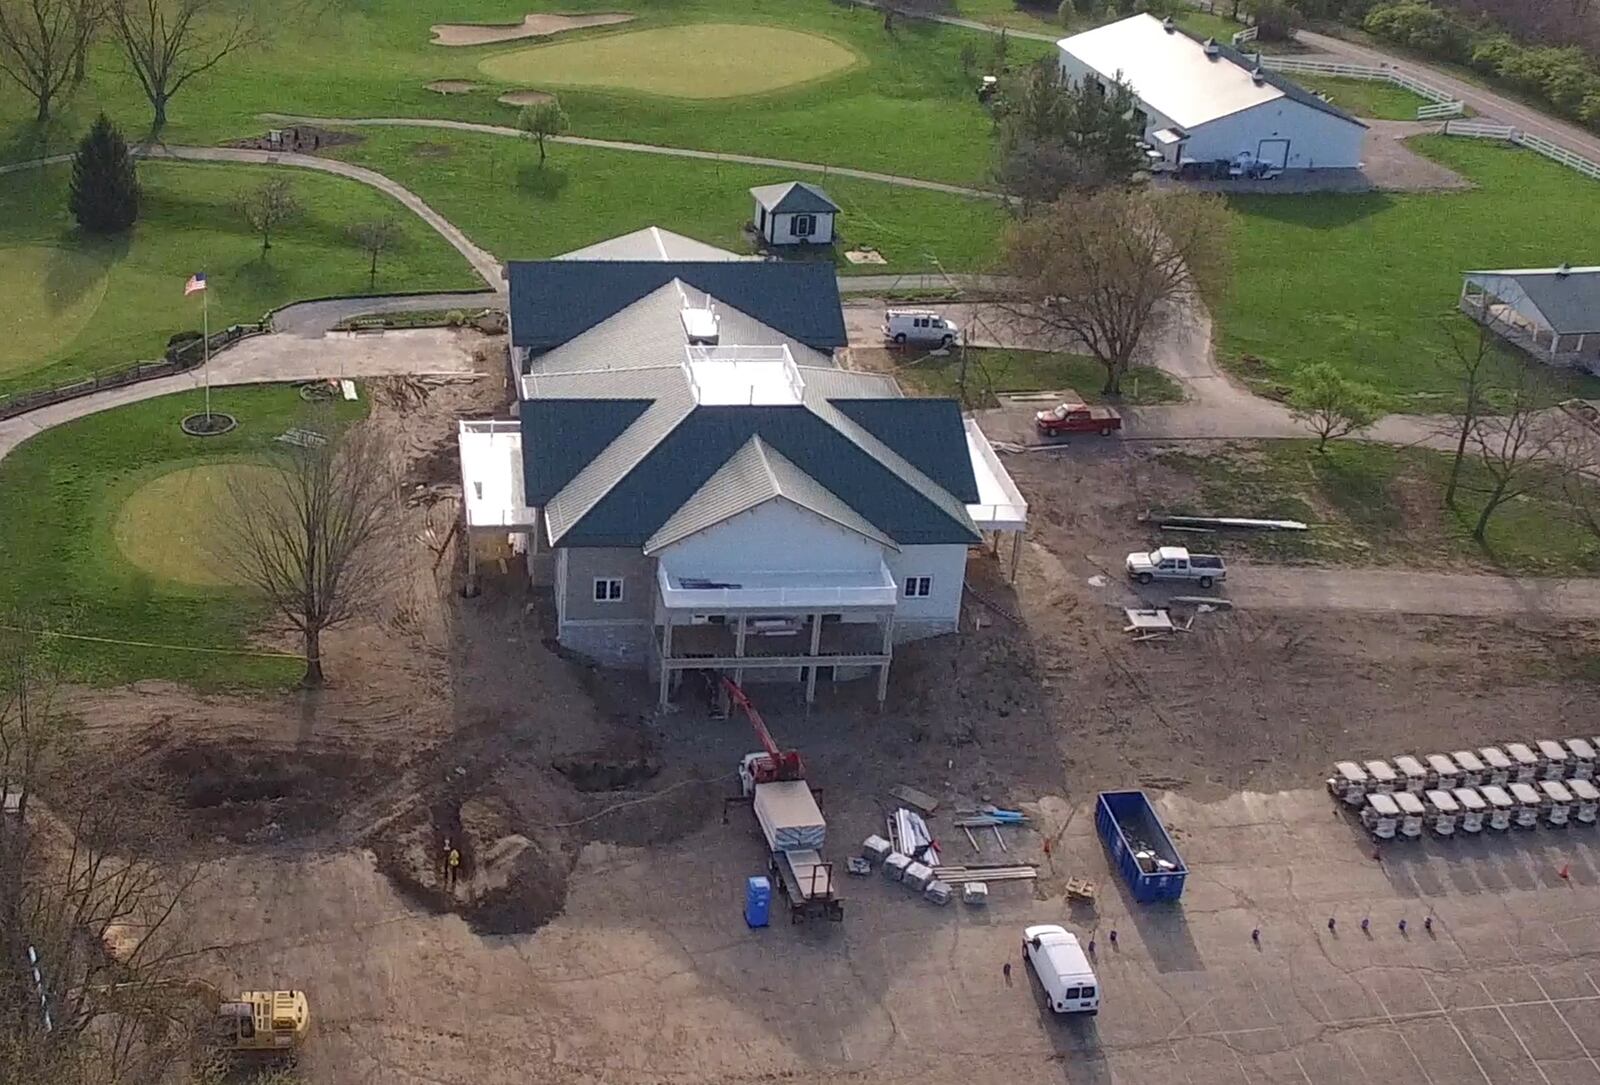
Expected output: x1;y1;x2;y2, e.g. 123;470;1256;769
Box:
1461;264;1600;372
750;181;839;246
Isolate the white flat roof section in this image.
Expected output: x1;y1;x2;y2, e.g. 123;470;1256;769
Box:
1058;13;1282;130
656;562;899;611
457;420;538;529
964;418;1028;532
684;345;805;406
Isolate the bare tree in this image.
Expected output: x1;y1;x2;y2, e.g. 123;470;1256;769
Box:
1287;362;1382;451
1463;367;1574;542
1437;314;1504;506
235;176;298;255
347;215;401;290
0;620;200;1083
213;415;399;686
110;0;260;131
997;188;1232;396
0;0;104;122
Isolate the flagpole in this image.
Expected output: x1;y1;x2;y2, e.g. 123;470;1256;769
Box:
202;284;211;423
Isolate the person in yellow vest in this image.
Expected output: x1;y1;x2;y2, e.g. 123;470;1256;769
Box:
447;845;461;888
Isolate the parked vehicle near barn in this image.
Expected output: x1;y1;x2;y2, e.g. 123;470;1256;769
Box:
1125;546;1226;588
1034;401;1122;438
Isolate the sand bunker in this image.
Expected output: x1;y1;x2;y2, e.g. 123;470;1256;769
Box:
430;12;635;47
497;90;554;107
426;80;481;95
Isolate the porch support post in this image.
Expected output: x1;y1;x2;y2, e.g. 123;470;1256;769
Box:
876;612;894;706
805;611;823;705
734;616;747;688
658;621;673;708
1009;527;1024;583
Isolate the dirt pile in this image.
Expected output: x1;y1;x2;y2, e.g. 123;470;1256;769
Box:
227;125;360;154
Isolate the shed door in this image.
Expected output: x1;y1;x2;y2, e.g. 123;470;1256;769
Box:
1257;139;1290;169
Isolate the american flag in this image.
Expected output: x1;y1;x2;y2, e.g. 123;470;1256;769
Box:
184;272;207;296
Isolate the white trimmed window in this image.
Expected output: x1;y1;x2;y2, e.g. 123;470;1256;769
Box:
593;577;624;603
904;576;933;599
793;214;816;237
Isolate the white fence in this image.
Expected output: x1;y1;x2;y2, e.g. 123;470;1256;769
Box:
1258;55;1464;120
1441;119;1600;181
1231;25;1258;46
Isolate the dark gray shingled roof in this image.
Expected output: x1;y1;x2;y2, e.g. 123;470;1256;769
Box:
506;260;848;352
1466;266;1600;334
643;437;895;554
749;181;841;216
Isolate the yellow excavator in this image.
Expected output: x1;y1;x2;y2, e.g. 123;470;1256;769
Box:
207;989;312;1061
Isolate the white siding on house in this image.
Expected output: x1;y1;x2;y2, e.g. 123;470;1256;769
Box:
885;544;968;636
1058;48;1364;170
755;201;836;246
654;498;883;579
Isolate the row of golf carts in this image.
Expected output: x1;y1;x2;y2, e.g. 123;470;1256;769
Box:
1326;738;1600;840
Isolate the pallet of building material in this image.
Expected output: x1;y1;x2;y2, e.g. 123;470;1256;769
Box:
846;857;872;876
933;865;1037;883
1065;877;1096;902
890;784;939;814
903;862;935;892
923;880;953;906
883;852;912;882
962;881;989;905
861;834;892;864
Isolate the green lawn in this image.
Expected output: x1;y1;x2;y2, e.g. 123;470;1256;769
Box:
897;346;1183;406
324;126;1009;273
478;23;861;98
0;0;1047;186
1290;75;1428;121
0;385;364;688
1221;136;1600;410
0;161;478;399
952;0;1064;35
1157;441;1600;574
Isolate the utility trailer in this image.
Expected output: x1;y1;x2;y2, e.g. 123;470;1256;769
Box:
720;680;843;923
752;779;841;922
1095;790;1188;904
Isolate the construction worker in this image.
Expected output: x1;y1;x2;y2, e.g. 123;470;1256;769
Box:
441;838;453;880
447;846;461;888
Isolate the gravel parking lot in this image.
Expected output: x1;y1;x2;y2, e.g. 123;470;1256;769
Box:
185;781;1600;1084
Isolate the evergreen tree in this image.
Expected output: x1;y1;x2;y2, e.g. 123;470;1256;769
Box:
68;113;139;233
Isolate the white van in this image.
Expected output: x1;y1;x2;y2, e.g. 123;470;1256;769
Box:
1022;925;1100;1015
883;309;959;347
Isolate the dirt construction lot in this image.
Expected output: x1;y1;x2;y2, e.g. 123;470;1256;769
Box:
64;380;1600;1083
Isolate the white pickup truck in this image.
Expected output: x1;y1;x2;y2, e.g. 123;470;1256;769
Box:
1125;546;1226;588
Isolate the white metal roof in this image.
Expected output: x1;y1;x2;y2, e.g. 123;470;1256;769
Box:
963;418;1027;532
457;421;537;529
1058;13;1282;129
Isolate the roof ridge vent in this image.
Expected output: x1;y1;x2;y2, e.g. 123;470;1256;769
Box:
1162;15;1175;32
1203;37;1220;58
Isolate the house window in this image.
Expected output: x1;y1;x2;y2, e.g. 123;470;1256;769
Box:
793;214;816;237
593;577;624;603
904;576;933;599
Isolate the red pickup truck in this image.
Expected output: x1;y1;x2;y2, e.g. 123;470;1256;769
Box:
1034;402;1122;438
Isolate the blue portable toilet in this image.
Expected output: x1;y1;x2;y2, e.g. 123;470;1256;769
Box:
745;875;772;928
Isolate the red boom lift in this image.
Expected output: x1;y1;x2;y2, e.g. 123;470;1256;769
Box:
722;677;806;784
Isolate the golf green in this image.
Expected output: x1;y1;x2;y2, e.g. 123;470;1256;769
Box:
0;245;109;376
113;463;279;587
478;23;860;99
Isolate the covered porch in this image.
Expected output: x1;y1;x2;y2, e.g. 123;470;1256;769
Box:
653;564;897;708
964;418;1029;581
1460;268;1600;373
457;420;539;592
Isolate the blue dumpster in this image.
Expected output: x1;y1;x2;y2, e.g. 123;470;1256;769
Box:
744;875;772;928
1095;791;1188;904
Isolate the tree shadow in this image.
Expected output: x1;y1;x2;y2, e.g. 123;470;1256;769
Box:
516;163;569;199
42;239;118;315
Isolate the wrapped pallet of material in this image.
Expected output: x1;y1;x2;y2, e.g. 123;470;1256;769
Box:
861;834;892;864
923;880;952;906
883;852;912;881
903;861;935;892
962;881;989;905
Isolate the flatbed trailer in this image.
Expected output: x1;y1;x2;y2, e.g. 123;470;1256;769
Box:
771;848;843;922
